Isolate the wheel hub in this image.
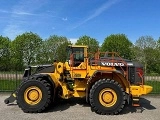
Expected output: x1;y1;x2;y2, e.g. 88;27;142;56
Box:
99;88;117;107
28;90;39;101
102;91;114;103
24;86;42;105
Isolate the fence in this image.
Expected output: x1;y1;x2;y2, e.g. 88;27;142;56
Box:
0;72;160;94
0;72;22;92
145;76;160;81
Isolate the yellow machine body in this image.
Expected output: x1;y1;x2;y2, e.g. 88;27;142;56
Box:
5;45;152;114
48;45;152;99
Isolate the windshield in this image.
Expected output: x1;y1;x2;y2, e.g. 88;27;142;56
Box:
72;48;84;61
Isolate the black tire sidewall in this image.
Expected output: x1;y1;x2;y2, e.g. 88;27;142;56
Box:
90;80;124;114
17;80;50;112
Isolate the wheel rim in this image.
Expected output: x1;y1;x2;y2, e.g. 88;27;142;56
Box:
99;88;117;107
24;86;42;105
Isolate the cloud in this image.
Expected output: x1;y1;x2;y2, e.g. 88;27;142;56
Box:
72;0;120;29
69;38;78;44
62;17;68;21
0;9;9;13
2;0;47;39
13;11;37;16
52;27;55;30
1;0;68;40
0;9;37;16
3;25;24;39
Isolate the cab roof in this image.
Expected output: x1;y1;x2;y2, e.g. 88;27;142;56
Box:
68;45;88;48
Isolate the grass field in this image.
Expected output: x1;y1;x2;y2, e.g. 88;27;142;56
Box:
0;80;160;94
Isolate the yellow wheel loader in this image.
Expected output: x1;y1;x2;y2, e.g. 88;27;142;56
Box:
4;45;152;115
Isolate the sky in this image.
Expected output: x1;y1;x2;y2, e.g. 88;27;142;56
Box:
0;0;160;44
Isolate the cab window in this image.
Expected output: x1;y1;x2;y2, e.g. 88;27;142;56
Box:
73;47;84;62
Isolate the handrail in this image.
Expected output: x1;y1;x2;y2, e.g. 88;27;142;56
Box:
137;72;144;86
69;52;129;80
90;52;129;80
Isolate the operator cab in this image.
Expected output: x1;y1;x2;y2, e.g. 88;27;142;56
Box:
66;45;88;67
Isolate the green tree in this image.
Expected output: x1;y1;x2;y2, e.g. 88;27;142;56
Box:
41;35;71;63
154;38;160;74
134;36;157;74
11;32;42;70
75;35;99;53
101;34;133;59
0;36;11;71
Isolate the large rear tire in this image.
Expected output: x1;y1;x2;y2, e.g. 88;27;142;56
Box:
17;78;52;113
89;79;126;115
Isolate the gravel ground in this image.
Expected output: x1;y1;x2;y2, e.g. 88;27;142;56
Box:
0;93;159;120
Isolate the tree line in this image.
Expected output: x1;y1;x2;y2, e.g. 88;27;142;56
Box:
0;32;160;75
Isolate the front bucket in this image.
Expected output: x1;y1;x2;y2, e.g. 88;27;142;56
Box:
4;91;17;104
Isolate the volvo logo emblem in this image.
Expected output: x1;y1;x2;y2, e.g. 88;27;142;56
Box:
101;62;125;66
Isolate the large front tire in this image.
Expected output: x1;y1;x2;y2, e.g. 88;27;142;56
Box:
17;79;52;113
89;79;126;115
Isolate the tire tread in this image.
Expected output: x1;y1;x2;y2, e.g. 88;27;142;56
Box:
89;79;126;115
